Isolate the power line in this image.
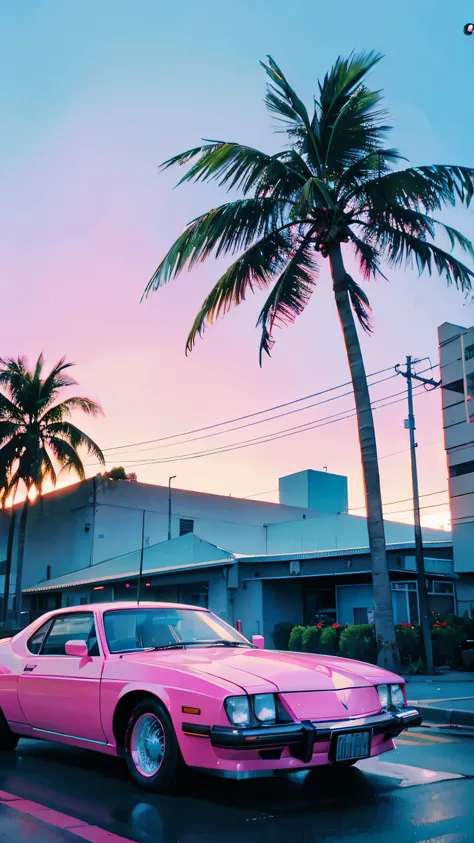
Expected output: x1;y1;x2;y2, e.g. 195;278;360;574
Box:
101;364;399;454
378;440;443;461
87;382;429;470
102;371;399;458
349;488;448;512
381;500;450;517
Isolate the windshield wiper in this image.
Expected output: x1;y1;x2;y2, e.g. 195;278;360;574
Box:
152;639;251;650
194;639;252;648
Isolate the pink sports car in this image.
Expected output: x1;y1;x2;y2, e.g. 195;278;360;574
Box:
0;602;421;792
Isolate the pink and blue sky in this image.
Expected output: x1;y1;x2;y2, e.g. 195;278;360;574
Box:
1;1;474;528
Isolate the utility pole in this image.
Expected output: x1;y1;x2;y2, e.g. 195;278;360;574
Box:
396;357;440;675
168;476;176;541
137;509;146;606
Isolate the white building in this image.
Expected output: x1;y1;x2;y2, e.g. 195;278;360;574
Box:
0;468;455;640
438;322;474;616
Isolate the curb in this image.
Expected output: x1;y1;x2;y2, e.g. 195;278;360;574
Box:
415;704;474;729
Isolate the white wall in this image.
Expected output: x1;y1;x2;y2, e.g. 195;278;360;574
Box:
265;511;446;554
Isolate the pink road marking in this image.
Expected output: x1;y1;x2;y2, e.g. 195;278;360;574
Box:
0;789;136;843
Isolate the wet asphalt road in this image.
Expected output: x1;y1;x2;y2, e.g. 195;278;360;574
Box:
0;729;473;843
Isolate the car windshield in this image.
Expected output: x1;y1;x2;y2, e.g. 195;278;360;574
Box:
103;607;251;653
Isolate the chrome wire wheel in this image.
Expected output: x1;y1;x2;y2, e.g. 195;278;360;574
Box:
130;713;166;778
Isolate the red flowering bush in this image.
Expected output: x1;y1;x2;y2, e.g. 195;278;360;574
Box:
396;623;422;663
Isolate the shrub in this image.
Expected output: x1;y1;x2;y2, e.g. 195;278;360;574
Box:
302;626;321;653
271;622;295;651
431;624;466;667
339;624;377;664
406;657;426;676
288;625;306;652
319;626;340;655
396;624;422;664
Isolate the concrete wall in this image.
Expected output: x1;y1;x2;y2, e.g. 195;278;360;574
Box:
265;511;446;554
279;470;348;513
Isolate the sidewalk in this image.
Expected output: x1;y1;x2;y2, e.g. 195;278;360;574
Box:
405;671;474;728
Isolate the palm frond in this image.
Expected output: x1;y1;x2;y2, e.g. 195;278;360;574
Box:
352;164;474;213
362;219;474;291
162;141;310;198
185;229;294;352
39;447;57;488
316;51;386;174
372;205;474;258
260;56;322;173
144;198;289;296
345;273;373;333
257;233;319;362
45;421;105;464
47;437;86;481
336;149;406;197
291;177;336;218
0;420;20;447
41;397;103;424
347;230;387;280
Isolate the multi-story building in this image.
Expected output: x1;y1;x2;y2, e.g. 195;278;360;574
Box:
438;322;474;617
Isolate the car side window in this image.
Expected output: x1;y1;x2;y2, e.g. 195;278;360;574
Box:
27;619;54;655
41;613;100;657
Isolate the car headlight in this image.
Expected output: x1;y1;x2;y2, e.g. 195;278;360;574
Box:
254;693;276;723
377;685;390;709
377;684;405;710
390;684;405;709
225;696;251;726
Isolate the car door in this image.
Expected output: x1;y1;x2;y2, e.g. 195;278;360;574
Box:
18;611;106;743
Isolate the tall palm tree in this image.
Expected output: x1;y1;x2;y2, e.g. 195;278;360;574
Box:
0;354;105;625
143;52;474;671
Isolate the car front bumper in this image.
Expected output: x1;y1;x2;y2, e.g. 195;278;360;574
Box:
204;707;422;764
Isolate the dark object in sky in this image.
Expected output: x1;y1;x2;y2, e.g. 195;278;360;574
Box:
464;23;474;35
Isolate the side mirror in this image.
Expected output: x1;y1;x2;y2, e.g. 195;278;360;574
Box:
65;639;89;658
252;635;264;649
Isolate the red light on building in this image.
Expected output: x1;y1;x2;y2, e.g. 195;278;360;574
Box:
464;23;474;34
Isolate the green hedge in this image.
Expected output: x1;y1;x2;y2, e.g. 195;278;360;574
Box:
283;615;473;667
302;626;321;653
319;626;340;655
339;624;377;664
288;626;306;652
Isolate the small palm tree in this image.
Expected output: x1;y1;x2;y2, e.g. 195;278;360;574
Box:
143;52;474;671
0;354;105;625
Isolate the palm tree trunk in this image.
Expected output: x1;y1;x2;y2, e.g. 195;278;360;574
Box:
329;245;399;672
2;508;16;627
14;494;30;628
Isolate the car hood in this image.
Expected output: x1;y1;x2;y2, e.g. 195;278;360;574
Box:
124;647;402;693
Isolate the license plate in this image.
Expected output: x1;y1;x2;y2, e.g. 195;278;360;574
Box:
335;730;371;762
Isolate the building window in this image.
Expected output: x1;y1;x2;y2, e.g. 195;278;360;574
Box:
443;379;464;394
449;461;474;478
179;518;194;536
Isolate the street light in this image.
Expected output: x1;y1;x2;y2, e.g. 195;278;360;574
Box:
464;23;474;35
168;476;176;541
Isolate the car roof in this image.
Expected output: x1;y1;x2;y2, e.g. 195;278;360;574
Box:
48;601;210;614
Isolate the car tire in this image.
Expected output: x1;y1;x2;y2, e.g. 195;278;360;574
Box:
0;710;19;752
335;759;358;767
125;697;186;792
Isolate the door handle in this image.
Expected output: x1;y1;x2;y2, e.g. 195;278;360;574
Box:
23;664;37;672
